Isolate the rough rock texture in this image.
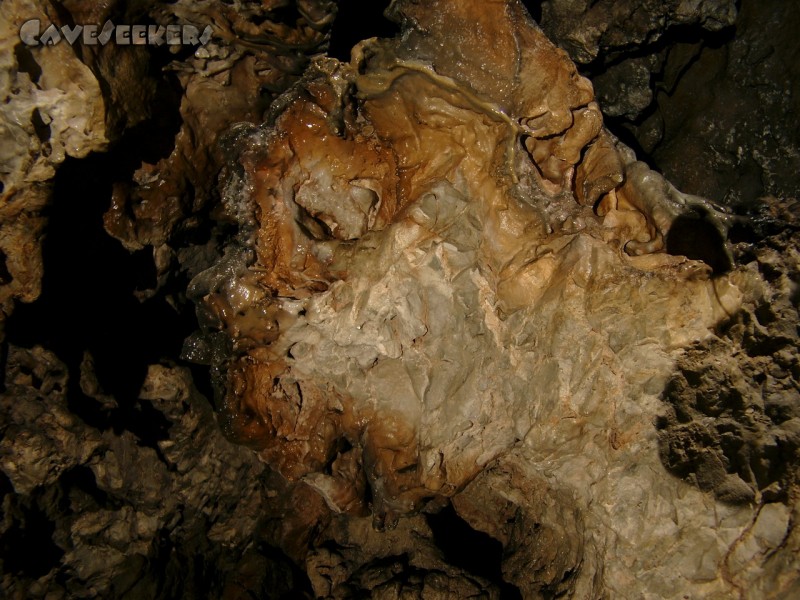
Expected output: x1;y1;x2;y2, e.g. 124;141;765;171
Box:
0;346;305;599
0;0;108;321
0;0;337;597
536;0;738;124
640;0;800;206
538;0;800;205
0;0;335;322
186;0;798;597
197;0;732;518
659;203;800;501
539;0;738;65
0;0;799;598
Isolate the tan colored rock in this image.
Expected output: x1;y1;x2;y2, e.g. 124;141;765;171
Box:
189;1;800;596
0;0;108;319
0;0;108;195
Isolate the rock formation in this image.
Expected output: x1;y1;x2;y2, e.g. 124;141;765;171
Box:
1;1;798;598
537;0;800;207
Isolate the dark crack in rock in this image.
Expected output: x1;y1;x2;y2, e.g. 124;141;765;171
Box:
539;0;800;205
539;0;737;65
643;0;800;205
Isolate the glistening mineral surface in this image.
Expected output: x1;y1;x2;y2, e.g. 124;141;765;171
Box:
186;1;799;597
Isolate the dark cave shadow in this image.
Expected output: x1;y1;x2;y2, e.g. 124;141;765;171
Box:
665;210;733;276
520;0;543;23
4;150;178;447
580;23;738;173
327;0;399;62
427;504;522;599
2;51;197;449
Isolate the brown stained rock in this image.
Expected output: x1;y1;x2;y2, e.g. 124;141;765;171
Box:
296;510;508;598
0;186;47;318
0;0;108;335
187;1;800;596
102;55;270;253
0;1;108;196
451;458;586;597
0;1;343;598
240;66;401;297
0;0;797;598
384;0;602;193
658;202;800;506
0;347;103;495
0;349;289;599
575;130;624;207
99;1;337;299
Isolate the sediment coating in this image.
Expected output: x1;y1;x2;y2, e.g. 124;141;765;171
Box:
187;0;796;596
201;0;731;526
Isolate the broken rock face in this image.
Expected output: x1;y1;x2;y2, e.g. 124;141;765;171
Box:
0;0;108;319
188;0;799;596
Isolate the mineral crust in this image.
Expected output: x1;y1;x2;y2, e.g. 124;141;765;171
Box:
0;0;797;598
188;1;799;597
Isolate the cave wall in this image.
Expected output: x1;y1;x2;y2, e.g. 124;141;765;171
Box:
0;1;798;598
538;0;800;206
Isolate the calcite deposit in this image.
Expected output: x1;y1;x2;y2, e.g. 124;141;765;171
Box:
1;0;798;598
0;0;108;319
183;0;799;597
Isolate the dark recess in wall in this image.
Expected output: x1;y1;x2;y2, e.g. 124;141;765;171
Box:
2;76;205;450
583;24;737;177
427;504;522;599
0;473;64;580
328;0;399;61
520;0;543;23
665;211;732;276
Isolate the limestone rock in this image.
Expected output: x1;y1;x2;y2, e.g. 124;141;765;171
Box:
641;0;800;205
0;348;286;599
0;0;108;320
188;0;799;596
539;0;800;205
0;0;797;598
538;0;737;65
0;0;108;194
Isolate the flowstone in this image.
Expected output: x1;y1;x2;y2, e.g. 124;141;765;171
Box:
187;1;798;597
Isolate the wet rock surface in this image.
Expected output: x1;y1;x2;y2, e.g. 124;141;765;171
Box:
0;0;798;598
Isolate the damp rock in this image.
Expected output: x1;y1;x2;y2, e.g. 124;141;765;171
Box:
0;0;798;598
189;0;798;597
0;0;108;195
0;0;108;323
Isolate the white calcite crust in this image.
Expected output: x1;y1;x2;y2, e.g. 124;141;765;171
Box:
191;1;798;596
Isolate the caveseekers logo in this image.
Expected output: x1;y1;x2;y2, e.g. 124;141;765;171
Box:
19;19;213;47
